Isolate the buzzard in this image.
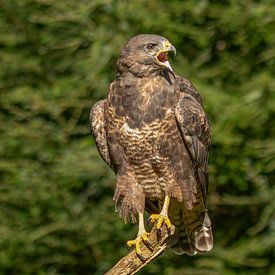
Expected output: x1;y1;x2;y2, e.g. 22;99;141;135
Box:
90;34;213;258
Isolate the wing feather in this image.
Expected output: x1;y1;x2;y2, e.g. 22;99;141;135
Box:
175;77;211;199
90;100;114;170
170;76;213;254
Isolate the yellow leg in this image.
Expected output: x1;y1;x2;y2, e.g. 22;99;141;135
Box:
150;195;172;229
127;212;152;258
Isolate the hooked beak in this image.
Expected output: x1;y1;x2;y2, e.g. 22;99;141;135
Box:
156;41;176;72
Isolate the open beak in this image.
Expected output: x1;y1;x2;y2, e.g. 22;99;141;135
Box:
156;41;176;72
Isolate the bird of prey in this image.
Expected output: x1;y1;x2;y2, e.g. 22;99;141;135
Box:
90;34;213;258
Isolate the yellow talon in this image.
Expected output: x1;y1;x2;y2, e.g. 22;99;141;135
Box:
127;212;153;260
127;232;150;256
149;195;172;229
150;213;172;229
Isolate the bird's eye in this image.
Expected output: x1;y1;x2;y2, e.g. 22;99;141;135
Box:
146;43;155;50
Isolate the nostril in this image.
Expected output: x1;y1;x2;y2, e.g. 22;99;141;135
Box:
164;41;171;48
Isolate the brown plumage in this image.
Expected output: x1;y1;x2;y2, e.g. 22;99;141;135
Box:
90;34;213;256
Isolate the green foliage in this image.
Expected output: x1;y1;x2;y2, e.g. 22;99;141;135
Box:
0;0;274;274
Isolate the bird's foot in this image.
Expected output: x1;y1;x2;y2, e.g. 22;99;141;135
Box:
127;231;152;260
149;213;172;230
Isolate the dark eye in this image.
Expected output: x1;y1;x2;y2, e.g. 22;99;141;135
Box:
146;43;155;50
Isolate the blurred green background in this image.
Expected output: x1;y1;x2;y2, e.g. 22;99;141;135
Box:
0;0;274;274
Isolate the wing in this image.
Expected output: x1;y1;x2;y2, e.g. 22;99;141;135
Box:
90;100;114;170
175;76;211;200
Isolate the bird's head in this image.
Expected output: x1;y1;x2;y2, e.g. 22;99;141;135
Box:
117;34;176;77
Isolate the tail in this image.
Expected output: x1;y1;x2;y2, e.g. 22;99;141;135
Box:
167;198;213;255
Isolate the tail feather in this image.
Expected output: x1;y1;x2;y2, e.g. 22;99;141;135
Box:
194;211;213;252
168;197;213;255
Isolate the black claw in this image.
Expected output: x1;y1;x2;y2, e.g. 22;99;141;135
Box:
137;252;147;261
143;239;154;251
156;229;162;241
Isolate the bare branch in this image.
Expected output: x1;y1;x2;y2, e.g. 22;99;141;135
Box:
105;224;175;275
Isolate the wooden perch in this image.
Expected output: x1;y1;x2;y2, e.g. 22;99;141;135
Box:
105;224;175;275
